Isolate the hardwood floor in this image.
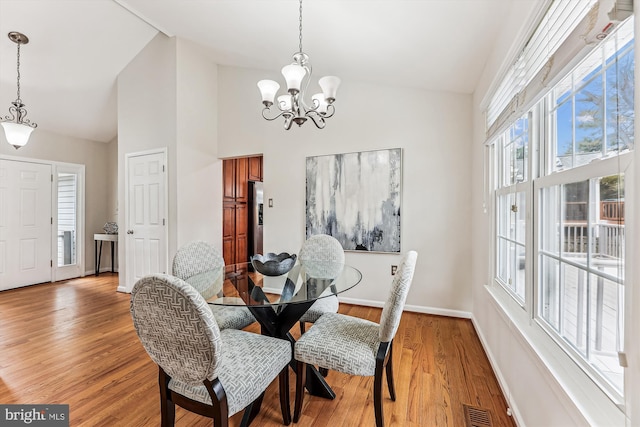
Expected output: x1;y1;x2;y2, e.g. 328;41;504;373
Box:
0;274;515;426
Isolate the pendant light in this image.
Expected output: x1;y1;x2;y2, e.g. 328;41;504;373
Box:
1;32;37;149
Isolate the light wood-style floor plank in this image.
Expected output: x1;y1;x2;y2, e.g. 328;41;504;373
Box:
0;274;515;426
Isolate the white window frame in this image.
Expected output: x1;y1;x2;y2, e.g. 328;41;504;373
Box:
489;15;633;410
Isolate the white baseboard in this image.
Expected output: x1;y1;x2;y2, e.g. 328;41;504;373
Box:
471;314;524;427
261;289;472;318
339;296;473;319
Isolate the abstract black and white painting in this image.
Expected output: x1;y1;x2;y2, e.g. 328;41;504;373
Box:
306;148;401;252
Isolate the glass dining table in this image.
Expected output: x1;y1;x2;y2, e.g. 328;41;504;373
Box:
184;260;362;399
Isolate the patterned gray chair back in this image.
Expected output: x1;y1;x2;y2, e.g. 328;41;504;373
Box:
130;274;222;384
299;234;345;279
172;241;224;299
378;251;418;342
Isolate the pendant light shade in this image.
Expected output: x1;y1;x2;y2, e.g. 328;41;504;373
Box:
1;122;34;149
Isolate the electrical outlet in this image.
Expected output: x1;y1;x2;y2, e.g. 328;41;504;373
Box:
391;265;398;275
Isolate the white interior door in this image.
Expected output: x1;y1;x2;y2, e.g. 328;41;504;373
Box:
125;150;167;290
0;159;52;290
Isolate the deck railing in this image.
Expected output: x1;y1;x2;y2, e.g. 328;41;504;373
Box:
563;223;625;258
601;200;625;224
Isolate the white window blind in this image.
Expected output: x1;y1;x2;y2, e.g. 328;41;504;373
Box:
486;0;598;131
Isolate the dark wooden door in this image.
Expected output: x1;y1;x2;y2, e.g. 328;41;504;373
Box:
248;156;262;181
222;204;235;266
222;157;261;265
235;158;248;203
235;203;248;262
223;160;236;202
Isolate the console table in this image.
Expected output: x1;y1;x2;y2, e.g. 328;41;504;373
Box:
94;233;118;276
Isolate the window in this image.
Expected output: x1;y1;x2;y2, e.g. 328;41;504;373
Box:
551;22;635;173
538;174;625;394
495;116;528;302
57;172;78;266
53;163;85;282
491;17;633;400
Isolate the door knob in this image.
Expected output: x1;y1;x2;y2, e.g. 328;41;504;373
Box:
127;230;134;234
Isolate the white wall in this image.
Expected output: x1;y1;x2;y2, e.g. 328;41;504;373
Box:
117;34;223;290
470;2;639;426
218;66;473;314
175;39;222;248
117;33;177;289
0;128;110;274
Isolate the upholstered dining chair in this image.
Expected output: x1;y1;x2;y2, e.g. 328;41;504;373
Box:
293;251;418;427
297;234;345;333
172;241;255;330
130;274;291;427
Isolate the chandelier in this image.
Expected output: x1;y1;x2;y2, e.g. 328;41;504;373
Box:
257;0;340;130
1;32;37;149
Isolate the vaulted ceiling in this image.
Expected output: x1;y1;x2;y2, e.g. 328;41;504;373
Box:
0;0;538;143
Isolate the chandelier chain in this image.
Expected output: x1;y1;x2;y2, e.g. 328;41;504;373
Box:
16;42;21;102
298;0;303;53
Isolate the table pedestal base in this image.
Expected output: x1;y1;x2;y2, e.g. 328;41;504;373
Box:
248;301;336;399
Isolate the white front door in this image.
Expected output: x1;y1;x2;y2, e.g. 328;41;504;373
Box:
0;159;52;290
125;150;167;290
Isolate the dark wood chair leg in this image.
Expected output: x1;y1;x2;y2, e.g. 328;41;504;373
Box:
299;321;306;334
293;360;307;423
205;378;229;427
240;392;264;427
385;341;396;401
279;366;291;425
159;368;175;427
374;364;385;427
319;367;329;377
373;341;392;427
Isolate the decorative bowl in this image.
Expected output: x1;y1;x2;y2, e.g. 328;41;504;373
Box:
103;222;118;234
251;252;297;276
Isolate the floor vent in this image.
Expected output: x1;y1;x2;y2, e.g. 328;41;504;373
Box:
463;404;493;427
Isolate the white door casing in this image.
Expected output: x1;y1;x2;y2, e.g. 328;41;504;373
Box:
125;150;168;291
0;159;52;290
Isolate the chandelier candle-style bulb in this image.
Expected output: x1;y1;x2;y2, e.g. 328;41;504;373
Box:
281;64;307;94
319;76;341;103
1;32;37;149
257;80;280;107
257;0;339;129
